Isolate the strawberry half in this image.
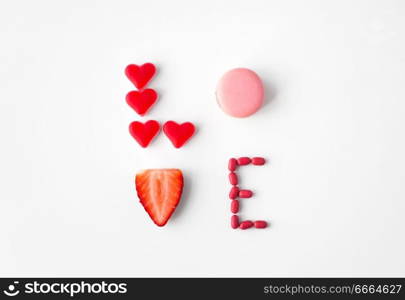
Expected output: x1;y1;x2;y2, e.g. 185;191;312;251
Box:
135;169;184;226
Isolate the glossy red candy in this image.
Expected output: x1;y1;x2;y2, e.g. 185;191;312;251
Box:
237;157;251;165
231;215;239;229
129;120;160;148
125;63;156;89
163;121;196;148
239;220;254;230
254;220;268;229
231;200;239;213
228;172;238;185
239;189;253;198
252;157;266;165
229;186;239;199
126;89;158;116
228;158;238;171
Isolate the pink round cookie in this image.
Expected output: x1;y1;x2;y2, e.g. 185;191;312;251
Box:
216;68;264;118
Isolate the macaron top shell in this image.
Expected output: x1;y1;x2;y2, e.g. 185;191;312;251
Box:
216;68;264;118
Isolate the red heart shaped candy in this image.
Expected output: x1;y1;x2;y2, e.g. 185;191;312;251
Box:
163;121;196;148
126;89;158;116
129;120;160;148
125;63;156;89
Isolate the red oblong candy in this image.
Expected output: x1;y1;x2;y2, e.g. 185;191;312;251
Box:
231;215;239;229
231;200;239;214
252;157;266;165
228;172;238;185
239;220;254;230
239;189;253;198
254;220;268;228
228;158;238;171
237;157;251;165
229;186;239;199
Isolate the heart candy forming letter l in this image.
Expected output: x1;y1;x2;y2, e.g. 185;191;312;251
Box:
129;120;160;148
125;63;156;90
126;89;158;116
163;121;196;148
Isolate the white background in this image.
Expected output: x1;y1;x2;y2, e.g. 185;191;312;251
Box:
1;0;404;277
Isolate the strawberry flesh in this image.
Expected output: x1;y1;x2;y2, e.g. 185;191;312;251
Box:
136;169;184;226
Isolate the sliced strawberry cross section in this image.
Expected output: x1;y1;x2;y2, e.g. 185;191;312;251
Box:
136;169;184;226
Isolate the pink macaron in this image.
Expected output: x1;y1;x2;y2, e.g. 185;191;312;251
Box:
216;68;264;118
